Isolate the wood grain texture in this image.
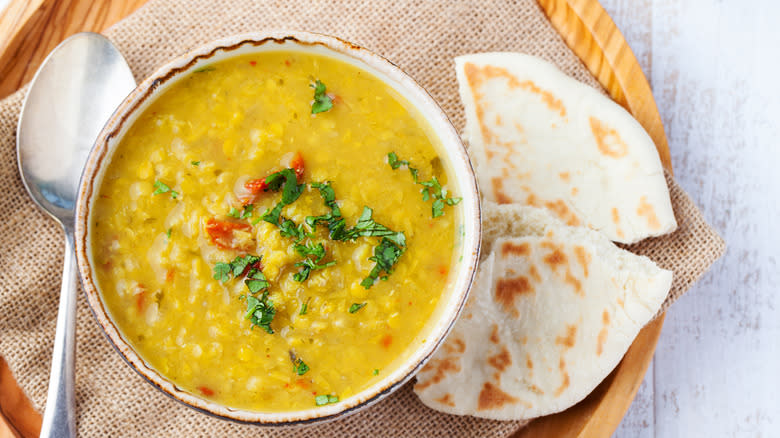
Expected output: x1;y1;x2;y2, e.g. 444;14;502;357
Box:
0;0;671;436
602;1;780;437
0;0;146;98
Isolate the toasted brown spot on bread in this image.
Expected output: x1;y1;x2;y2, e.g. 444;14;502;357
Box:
571;187;579;196
544;199;581;226
611;207;621;225
597;310;611;355
491;178;513;204
573;246;591;277
463;62;567;118
556;324;577;348
501;241;530;257
637;196;661;230
487;347;512;372
443;337;467;355
528;384;545;395
541;242;568;269
495;114;503;126
526;193;539;206
490;324;500;344
435;393;456;407
495;276;534;316
589;116;628;158
565;270;584;296
559;172;570;182
528;265;542;283
477;382;519;411
526;353;534;370
555;358;570;397
415;357;461;391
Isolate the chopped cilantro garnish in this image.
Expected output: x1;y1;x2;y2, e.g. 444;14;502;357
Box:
289;351;310;375
314;394;338;406
191;161;200;166
152;180;179;199
310;80;334;114
373;369;380;376
292;357;309;376
261;204;284;225
166;228;172;239
213;262;231;283
293;241;336;282
194;66;215;73
244;268;269;294
348;302;367;313
387;152;461;217
243;291;275;334
279;218;308;242
261;169;304;225
228;207;241;218
299;298;310;315
432;199;445;218
214;255;274;333
307;182;407;287
361;237;405;289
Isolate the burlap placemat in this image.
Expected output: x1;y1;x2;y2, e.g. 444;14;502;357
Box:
0;0;725;436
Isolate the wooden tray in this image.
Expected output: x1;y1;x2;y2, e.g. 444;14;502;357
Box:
0;0;669;436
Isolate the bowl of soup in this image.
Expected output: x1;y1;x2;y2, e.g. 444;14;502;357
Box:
74;31;480;425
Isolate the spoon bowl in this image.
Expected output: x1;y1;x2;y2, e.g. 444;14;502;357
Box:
16;32;135;437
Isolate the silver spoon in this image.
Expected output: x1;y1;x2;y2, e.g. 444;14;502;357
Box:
16;32;136;438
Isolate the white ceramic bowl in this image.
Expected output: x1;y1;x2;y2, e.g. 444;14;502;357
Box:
74;30;481;425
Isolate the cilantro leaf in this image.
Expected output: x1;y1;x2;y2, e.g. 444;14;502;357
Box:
213;262;231;283
152;180;178;199
243;291;275;334
279;218;308;242
289;352;310;376
310;80;334;114
432;199;445;218
315;395;329;406
299;297;310;315
361;237;405;289
228;207;241;218
387;152;461;218
191;161;200;166
244;268;269;294
373;369;380;376
230;255;262;277
240;204;253;219
166;228;172;239
349;302;367;313
294;359;309;375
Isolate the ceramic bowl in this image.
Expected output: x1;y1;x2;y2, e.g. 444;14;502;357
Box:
74;30;481;425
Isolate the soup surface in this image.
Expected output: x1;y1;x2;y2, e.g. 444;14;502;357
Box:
91;51;461;411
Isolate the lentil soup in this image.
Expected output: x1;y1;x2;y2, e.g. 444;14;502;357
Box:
90;51;461;412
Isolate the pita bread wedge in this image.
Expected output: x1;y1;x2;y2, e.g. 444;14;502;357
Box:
413;203;672;420
456;53;676;244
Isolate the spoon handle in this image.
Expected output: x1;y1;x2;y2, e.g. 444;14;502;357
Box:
40;229;77;438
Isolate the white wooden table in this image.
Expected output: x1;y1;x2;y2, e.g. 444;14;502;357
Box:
601;1;780;436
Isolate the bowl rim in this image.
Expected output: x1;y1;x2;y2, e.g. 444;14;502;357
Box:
74;30;482;425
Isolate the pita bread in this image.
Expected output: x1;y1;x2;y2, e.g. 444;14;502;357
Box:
413;203;671;420
456;53;676;244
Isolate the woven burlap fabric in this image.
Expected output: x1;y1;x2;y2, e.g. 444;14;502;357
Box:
0;0;725;436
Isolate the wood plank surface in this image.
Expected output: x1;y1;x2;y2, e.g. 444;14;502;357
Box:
0;0;671;437
601;1;780;437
